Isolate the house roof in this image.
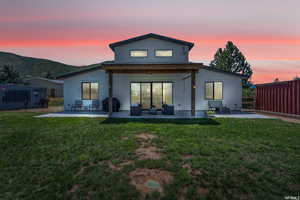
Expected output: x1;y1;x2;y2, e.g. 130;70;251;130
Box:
109;33;194;51
29;77;64;84
56;63;104;79
57;61;247;79
200;65;249;79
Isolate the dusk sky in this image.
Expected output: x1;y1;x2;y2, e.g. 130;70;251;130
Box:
1;0;300;83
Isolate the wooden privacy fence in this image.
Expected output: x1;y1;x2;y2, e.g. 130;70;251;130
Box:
256;80;300;115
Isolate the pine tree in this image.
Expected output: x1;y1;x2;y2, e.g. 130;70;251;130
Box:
210;41;253;85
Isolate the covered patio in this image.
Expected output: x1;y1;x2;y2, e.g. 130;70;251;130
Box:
102;63;202;117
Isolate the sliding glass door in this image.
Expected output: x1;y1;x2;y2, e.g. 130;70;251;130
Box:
141;83;151;109
152;83;163;109
163;83;173;105
130;82;173;110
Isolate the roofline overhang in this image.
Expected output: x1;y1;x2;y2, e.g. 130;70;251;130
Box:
109;33;194;51
57;62;248;79
102;63;203;73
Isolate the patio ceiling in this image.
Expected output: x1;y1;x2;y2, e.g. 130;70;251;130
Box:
102;63;203;74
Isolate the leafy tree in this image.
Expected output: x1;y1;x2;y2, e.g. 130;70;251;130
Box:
274;78;280;82
0;65;23;84
210;41;253;85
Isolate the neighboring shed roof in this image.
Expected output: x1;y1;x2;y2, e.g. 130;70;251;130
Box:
29;77;64;84
109;33;194;51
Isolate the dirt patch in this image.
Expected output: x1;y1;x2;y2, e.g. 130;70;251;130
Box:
119;160;134;167
197;186;209;196
135;133;157;140
108;160;134;170
182;163;203;176
135;146;162;160
68;184;80;193
256;112;300;124
181;154;197;160
129;168;173;197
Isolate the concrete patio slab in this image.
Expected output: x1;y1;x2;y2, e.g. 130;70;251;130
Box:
35;111;108;118
35;111;277;119
111;111;207;118
211;113;277;119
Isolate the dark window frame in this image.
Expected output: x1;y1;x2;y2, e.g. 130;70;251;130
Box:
81;82;99;100
205;81;223;100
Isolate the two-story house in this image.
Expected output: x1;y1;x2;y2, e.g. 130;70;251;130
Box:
59;33;247;117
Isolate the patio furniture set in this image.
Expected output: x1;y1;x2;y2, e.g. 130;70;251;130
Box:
70;100;99;111
69;99;231;115
130;104;175;116
208;100;231;114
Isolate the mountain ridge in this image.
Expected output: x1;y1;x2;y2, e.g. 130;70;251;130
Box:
0;51;80;79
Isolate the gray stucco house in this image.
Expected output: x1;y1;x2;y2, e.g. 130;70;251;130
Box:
58;33;247;116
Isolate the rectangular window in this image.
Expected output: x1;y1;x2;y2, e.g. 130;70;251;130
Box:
130;50;147;57
130;82;173;109
205;81;223;100
81;82;99;100
155;50;173;57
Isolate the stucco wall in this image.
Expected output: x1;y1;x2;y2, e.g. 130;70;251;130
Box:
63;70;108;110
114;38;189;64
196;69;242;110
62;68;242;111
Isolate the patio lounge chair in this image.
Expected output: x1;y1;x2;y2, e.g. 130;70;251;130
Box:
208;100;223;111
130;104;142;116
89;100;99;111
208;100;231;114
71;100;83;111
162;104;174;115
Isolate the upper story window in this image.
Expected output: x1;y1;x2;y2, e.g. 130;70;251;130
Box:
155;50;173;57
130;50;147;57
205;81;223;100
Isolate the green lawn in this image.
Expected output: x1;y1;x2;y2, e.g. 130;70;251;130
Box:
0;112;299;200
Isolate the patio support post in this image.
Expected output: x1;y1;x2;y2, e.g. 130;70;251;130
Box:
191;70;196;116
108;71;113;117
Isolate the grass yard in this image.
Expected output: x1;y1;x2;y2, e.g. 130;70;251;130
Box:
0;112;299;200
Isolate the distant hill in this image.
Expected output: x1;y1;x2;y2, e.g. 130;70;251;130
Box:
0;51;79;79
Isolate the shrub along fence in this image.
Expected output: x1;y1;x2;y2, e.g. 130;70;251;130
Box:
256;80;300;115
